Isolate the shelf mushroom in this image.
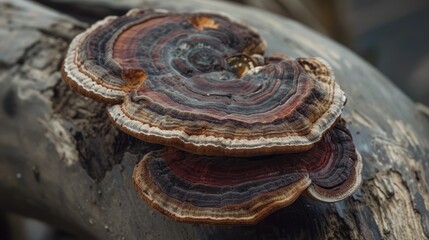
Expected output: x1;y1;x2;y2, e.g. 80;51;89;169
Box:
133;119;362;224
61;8;362;224
62;9;346;156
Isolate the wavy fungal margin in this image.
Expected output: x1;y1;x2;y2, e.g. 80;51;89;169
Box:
132;121;363;224
61;8;363;225
61;8;346;156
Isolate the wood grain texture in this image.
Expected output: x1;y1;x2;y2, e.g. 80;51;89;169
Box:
1;0;429;239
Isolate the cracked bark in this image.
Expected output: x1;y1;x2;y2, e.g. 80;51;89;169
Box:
1;0;429;239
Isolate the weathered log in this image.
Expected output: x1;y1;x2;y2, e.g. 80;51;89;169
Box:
1;0;429;239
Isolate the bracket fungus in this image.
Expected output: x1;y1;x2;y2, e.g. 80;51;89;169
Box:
62;9;346;156
133;120;362;224
62;9;362;224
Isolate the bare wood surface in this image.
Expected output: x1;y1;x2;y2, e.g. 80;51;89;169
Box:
1;0;429;239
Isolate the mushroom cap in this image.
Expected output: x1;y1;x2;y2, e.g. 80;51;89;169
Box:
62;9;346;156
132;119;362;224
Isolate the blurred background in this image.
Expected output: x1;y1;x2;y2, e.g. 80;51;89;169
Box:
227;0;429;106
3;0;429;239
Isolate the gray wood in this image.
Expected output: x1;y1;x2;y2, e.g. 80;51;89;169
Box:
1;0;429;239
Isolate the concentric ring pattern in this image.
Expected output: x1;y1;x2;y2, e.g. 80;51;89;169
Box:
63;8;346;156
133;119;362;224
61;8;362;225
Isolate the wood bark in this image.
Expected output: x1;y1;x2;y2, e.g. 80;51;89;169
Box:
1;0;429;239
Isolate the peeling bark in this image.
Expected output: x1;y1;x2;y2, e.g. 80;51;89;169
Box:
363;170;428;239
1;0;429;239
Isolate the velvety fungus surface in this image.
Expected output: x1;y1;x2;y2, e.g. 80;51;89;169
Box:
62;9;346;156
133;120;362;224
62;9;362;225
